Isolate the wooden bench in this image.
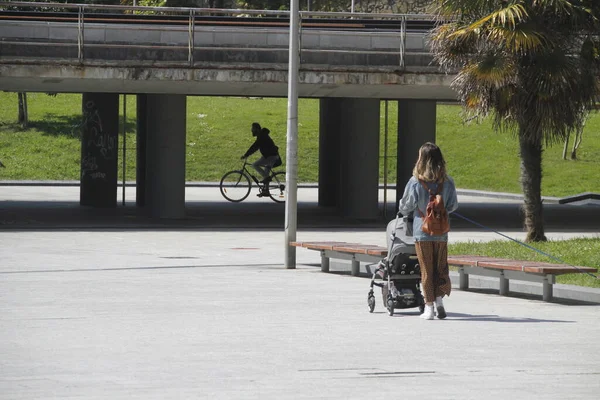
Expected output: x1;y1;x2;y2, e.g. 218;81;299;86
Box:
448;255;596;302
291;241;597;302
291;241;388;276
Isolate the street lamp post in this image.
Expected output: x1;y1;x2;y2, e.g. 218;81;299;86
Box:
284;0;300;269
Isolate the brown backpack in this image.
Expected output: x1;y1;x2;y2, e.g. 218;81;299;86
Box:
417;180;450;236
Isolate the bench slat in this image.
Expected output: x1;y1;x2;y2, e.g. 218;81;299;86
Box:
366;248;389;256
292;241;388;256
447;255;508;265
291;241;349;251
448;255;596;275
332;244;387;255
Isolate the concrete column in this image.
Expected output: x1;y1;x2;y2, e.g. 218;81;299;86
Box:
339;98;380;220
396;100;436;208
145;94;186;219
80;93;119;208
318;98;342;207
136;94;147;207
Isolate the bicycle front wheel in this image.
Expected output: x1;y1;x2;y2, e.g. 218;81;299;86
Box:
268;171;286;203
220;170;251;202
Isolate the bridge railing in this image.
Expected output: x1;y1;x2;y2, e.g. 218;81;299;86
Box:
0;1;437;71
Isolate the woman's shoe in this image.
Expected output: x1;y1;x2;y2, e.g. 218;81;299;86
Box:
435;296;447;319
420;304;434;320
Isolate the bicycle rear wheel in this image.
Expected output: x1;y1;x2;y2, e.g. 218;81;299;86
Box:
268;171;286;203
220;170;251;202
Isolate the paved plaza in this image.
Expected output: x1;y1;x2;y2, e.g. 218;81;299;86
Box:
1;185;599;399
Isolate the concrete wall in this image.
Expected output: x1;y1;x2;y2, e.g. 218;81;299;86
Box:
0;63;456;100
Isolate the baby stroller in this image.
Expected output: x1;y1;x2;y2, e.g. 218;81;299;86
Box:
367;213;425;316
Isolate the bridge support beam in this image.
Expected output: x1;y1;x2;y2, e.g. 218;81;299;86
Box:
318;98;341;207
136;94;147;207
396;100;436;208
319;98;380;220
145;94;187;219
80;93;119;208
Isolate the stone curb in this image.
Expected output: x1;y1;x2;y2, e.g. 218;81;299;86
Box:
0;180;563;202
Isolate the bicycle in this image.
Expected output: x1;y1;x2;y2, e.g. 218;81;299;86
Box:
219;160;286;203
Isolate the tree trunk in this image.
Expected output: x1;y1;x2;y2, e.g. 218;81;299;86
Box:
18;92;28;129
519;132;547;242
570;124;584;160
562;132;569;160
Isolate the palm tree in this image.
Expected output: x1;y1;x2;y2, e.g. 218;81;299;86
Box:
429;0;600;242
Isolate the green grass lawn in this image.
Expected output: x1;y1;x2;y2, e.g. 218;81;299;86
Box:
0;92;599;285
1;92;599;197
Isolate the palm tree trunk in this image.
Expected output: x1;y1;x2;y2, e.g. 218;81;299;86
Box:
519;133;547;242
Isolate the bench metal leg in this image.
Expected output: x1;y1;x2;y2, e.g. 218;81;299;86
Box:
320;252;329;273
459;267;469;290
543;276;553;302
499;272;509;296
351;259;360;277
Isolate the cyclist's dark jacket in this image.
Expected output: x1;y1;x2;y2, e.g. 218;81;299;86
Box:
242;131;279;159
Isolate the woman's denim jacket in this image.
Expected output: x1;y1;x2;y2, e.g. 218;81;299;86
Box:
398;176;459;242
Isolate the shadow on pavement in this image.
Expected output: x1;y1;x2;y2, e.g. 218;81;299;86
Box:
444;312;575;323
1;198;599;231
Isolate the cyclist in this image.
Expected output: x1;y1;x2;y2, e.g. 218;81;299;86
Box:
241;123;282;196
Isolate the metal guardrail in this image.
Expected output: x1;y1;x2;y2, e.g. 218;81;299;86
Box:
0;1;435;19
0;1;437;69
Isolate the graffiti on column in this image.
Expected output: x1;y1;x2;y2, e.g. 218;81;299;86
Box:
81;99;115;180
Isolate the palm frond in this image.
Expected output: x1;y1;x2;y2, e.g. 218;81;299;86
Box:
429;23;479;71
453;3;528;36
532;0;574;15
431;0;504;19
487;26;546;53
464;54;516;88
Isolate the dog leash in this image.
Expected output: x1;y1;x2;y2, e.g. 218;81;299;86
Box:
452;212;599;279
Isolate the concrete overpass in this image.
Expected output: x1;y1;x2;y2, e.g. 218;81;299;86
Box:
0;2;456;220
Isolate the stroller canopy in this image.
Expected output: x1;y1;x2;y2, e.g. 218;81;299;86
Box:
386;217;416;262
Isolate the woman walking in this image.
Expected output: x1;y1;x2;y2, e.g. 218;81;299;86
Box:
398;142;458;320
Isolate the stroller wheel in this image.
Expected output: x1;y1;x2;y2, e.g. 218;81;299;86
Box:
368;293;375;313
419;304;425;314
387;299;394;316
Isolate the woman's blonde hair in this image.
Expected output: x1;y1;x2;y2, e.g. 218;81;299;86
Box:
412;142;447;183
